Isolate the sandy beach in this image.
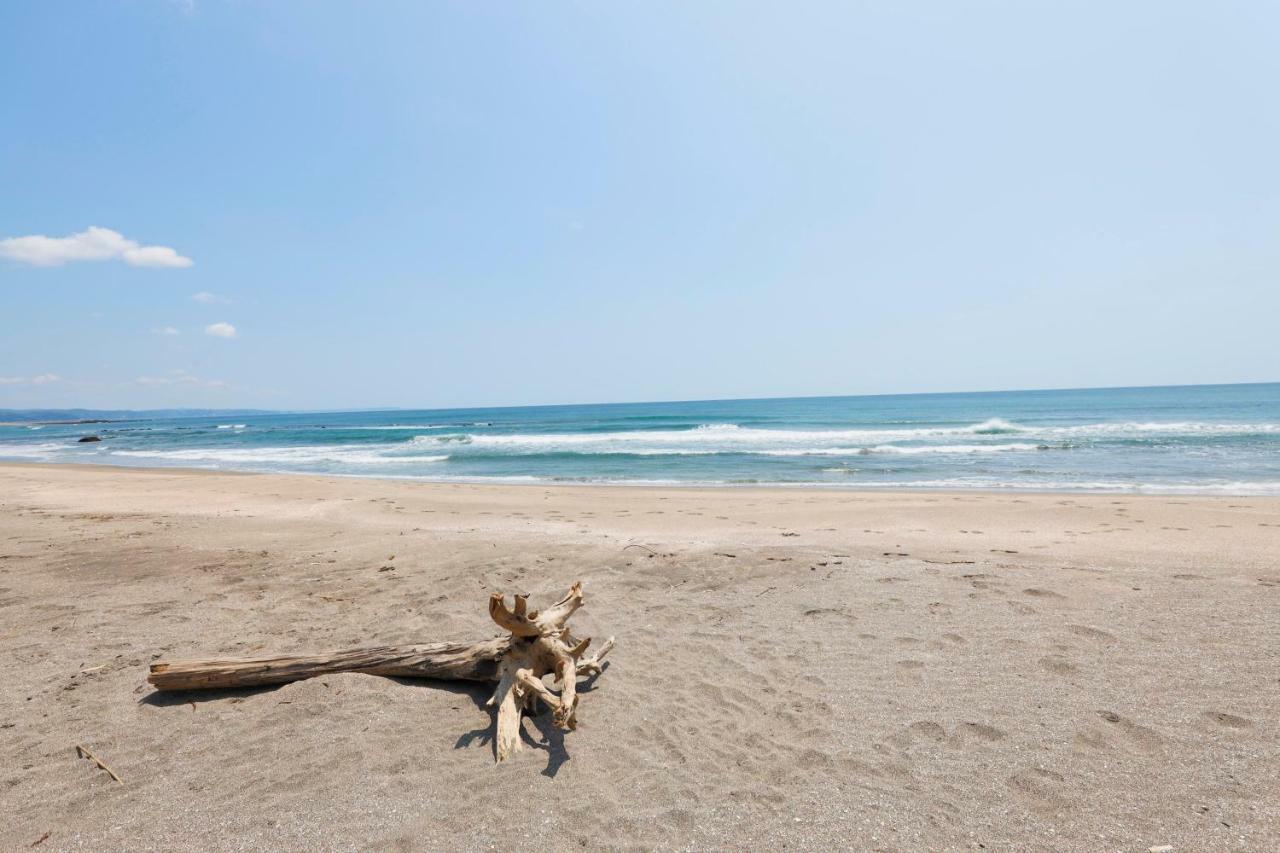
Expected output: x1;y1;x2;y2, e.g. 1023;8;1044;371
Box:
1;462;1277;851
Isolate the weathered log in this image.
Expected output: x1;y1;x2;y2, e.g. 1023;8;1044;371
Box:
146;582;613;763
148;636;512;691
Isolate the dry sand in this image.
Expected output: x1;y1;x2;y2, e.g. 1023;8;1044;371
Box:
1;462;1277;851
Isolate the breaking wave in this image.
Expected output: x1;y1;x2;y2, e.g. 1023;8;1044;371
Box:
404;419;1278;456
3;390;1278;494
754;443;1050;456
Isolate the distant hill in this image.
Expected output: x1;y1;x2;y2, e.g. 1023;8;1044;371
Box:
0;408;279;424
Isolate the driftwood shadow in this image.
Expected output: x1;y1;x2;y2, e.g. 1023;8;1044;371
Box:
526;712;571;777
452;706;571;776
445;666;611;778
387;676;492;708
139;683;277;707
141;667;606;778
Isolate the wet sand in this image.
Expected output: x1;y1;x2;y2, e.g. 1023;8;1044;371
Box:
1;462;1277;851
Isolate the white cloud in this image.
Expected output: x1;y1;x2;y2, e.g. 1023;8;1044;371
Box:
123;245;191;268
152;326;181;336
191;291;222;304
0;226;192;268
0;373;61;386
205;322;237;338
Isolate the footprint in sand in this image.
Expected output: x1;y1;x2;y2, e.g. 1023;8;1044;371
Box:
907;720;947;741
1066;625;1117;643
959;722;1007;742
1006;767;1067;807
801;607;855;623
1038;654;1078;675
1090;710;1164;751
1202;711;1253;729
1023;588;1065;599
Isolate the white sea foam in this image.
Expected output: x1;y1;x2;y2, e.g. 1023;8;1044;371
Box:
835;479;1280;495
755;443;1048;456
0;442;72;459
316;474;1280;494
112;445;448;466
408;419;1280;456
216;424;247;429
341;424;465;430
1038;421;1280;437
967;417;1023;434
338;422;496;431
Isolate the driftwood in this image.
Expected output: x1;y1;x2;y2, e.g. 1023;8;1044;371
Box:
148;582;613;762
75;744;123;784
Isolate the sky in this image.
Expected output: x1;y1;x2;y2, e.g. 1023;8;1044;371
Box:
2;1;1278;411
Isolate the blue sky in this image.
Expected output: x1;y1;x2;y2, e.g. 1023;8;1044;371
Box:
2;1;1277;410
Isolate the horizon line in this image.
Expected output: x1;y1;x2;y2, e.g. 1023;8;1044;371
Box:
2;379;1276;419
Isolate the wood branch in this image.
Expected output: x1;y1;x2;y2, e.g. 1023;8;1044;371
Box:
148;637;512;691
536;581;584;630
514;669;561;711
146;582;612;763
488;581;584;637
576;635;615;677
566;634;592;658
75;744;123;784
489;593;538;637
549;639;578;729
491;668;522;762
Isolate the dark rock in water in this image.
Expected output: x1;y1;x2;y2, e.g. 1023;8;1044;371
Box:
78;435;102;443
1036;444;1050;450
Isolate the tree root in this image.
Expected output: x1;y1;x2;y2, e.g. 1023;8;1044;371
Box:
148;582;613;763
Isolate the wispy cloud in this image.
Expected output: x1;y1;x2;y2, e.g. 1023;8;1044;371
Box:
152;326;181;336
191;291;223;304
0;373;62;386
135;369;227;388
0;226;193;268
204;322;237;338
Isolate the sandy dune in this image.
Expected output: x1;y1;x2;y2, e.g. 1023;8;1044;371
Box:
1;462;1277;851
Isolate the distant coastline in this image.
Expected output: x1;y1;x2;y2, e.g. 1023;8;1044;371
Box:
0;418;120;427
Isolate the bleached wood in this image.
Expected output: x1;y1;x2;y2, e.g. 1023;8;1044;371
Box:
488;581;584;637
514;668;561;711
492;668;522;762
146;582;609;763
576;635;615;677
148;637;512;691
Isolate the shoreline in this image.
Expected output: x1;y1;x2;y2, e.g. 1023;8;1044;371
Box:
3;457;1278;497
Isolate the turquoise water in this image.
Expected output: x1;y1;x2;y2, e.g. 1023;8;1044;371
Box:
3;383;1280;494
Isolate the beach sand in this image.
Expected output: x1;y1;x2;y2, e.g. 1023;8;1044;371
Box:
1;462;1277;851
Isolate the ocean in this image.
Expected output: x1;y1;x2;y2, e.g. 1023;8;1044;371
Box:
3;383;1279;494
